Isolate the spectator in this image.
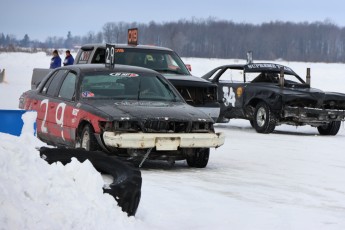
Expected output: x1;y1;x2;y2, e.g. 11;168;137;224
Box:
50;50;61;69
63;50;74;66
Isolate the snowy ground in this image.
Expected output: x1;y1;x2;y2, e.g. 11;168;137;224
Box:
1;52;345;230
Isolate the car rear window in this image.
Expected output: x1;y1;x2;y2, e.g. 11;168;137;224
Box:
115;48;190;75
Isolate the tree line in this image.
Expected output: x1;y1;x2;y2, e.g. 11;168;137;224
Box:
1;18;345;62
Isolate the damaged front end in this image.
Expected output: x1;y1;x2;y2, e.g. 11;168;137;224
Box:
100;117;225;162
103;118;224;150
283;106;345;126
281;92;345;126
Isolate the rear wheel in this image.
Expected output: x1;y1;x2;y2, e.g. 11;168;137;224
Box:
186;148;210;168
253;102;276;134
317;121;341;135
80;124;100;151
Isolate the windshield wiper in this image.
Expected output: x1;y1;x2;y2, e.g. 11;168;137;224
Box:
155;69;184;75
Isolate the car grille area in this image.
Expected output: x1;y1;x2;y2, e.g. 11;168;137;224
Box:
113;120;213;133
144;120;190;133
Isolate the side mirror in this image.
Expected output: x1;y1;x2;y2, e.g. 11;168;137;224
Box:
185;64;192;72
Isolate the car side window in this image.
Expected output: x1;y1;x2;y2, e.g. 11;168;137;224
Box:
42;70;68;97
78;50;92;64
218;69;243;83
58;72;77;100
207;68;222;80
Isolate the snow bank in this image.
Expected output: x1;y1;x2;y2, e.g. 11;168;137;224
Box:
0;114;140;230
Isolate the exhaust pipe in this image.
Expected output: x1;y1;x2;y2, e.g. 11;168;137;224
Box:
306;68;311;86
279;67;284;88
246;51;253;64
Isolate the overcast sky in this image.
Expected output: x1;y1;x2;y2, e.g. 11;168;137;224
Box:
1;0;344;41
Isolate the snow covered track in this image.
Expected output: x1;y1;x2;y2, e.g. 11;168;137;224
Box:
39;147;142;216
2;53;345;229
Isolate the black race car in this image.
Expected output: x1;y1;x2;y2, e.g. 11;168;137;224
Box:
20;64;224;168
202;63;345;135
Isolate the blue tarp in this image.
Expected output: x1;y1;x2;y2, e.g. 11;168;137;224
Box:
0;110;35;136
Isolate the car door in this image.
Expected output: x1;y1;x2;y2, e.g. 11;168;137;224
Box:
34;70;68;145
211;67;246;119
55;71;78;146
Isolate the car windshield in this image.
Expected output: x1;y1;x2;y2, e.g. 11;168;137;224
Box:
80;71;183;102
115;48;190;75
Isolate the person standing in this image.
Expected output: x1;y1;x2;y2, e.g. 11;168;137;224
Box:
50;50;61;69
63;50;74;66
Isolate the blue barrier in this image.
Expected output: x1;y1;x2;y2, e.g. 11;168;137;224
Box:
0;110;36;136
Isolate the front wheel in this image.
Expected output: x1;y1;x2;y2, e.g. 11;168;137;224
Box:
186;148;210;168
253;102;276;134
317;121;341;135
80;124;100;151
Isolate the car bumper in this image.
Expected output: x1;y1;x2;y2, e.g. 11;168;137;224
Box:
283;106;345;124
103;132;225;151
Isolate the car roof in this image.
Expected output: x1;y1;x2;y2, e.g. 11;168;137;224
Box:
80;43;173;52
244;63;298;75
58;63;160;74
207;63;298;75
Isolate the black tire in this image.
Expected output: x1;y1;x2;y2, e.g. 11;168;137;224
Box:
253;102;276;134
39;147;142;216
317;121;341;135
186;148;210;168
80;124;100;151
